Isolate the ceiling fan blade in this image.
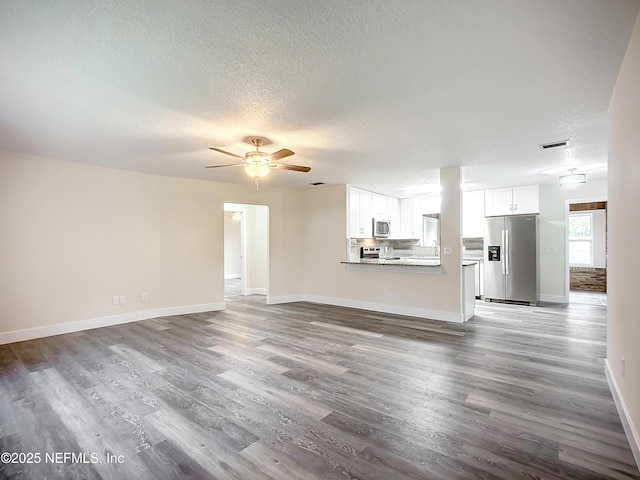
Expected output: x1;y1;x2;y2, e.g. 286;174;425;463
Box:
209;147;244;159
268;148;294;161
205;163;246;168
272;163;311;172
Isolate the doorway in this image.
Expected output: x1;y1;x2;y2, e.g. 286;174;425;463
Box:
566;199;607;305
224;210;244;298
223;203;269;300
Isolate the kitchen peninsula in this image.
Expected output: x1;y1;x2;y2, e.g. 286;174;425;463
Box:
338;168;473;322
340;245;477;321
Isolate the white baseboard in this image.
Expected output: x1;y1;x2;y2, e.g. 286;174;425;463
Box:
605;359;640;470
246;288;268;296
539;294;568;303
0;293;462;344
267;294;462;323
0;302;225;345
306;295;464;323
267;294;305;305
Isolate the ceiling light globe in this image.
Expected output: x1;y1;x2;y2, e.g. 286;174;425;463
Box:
245;163;270;178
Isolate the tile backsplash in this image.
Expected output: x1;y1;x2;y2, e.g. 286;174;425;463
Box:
347;238;439;260
463;237;484;260
346;236;485;260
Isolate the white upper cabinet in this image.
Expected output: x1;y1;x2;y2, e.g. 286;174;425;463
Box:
386;196;400;237
484;185;538;217
462;190;485;237
372;193;387;218
512;184;539;214
399;198;417;238
484;187;513;216
348;187;400;238
357;189;372;237
349;187;372;238
348;187;361;237
398;195;440;239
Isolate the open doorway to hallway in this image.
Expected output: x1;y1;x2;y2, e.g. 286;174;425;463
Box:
223;203;269;300
567;200;607;306
224;210;244;298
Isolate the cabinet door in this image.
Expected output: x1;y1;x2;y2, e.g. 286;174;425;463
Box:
372;193;388;218
387;196;400;237
512;185;539;214
400;198;418;238
358;189;373;237
348;187;361;237
463;190;485;237
484;187;513;216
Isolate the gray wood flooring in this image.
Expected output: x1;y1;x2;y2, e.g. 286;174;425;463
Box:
1;297;638;479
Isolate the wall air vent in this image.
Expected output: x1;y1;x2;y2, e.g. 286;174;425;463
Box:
539;139;570;150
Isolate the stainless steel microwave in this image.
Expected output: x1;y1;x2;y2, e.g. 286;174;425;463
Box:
373;218;391;238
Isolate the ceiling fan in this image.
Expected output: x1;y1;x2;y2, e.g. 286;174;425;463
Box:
206;138;311;190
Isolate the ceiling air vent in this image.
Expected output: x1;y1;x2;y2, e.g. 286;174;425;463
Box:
539;139;570;150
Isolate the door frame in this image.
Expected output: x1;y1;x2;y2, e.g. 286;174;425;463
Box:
224;206;247;297
564;195;607;302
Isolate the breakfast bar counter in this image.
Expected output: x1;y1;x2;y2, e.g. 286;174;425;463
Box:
340;258;478;278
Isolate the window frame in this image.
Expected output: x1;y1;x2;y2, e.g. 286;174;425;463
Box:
568;212;594;267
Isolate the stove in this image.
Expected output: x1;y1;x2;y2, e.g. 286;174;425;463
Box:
360;246;381;259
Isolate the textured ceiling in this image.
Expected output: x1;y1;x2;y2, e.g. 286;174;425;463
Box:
1;0;639;197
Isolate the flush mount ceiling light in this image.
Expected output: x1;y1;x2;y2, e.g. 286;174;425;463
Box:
205;138;311;190
559;168;586;187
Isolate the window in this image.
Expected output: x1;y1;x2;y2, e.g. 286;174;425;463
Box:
569;213;592;266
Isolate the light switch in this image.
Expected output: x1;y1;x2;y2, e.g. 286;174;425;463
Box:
112;296;120;305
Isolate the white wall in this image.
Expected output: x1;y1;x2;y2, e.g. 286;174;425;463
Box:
0;150;304;340
537;179;607;302
244;204;269;294
607;10;640;466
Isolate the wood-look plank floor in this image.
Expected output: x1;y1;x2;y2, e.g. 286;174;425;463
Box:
1;297;638;479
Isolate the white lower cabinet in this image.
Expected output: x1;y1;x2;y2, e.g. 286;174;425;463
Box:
463;264;476;321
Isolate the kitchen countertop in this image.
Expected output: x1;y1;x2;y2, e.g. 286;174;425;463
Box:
341;258;478;267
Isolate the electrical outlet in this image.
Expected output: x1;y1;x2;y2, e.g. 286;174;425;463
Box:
119;295;127;305
141;292;148;302
443;247;452;255
112;296;120;305
546;245;558;253
621;356;626;378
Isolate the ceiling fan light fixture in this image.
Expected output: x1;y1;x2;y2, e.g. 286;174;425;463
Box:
207;137;307;190
559;168;586;187
245;162;270;178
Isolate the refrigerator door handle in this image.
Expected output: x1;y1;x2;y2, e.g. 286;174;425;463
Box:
501;230;506;274
505;229;510;275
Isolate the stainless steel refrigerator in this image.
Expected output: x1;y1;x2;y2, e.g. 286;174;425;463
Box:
484;215;538;305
